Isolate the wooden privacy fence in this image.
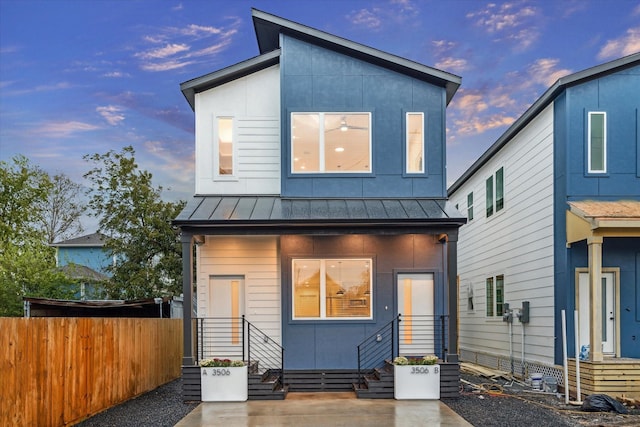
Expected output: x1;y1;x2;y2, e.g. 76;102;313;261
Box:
1;317;183;427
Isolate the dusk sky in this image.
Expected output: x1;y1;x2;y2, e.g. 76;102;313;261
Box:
1;0;639;232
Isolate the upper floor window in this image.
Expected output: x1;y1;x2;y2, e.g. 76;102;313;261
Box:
486;275;504;317
588;112;606;173
291;113;371;173
292;258;372;320
467;192;474;221
486;167;504;217
406;112;424;173
216;117;234;176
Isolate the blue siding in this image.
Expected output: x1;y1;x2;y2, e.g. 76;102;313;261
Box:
57;247;111;276
553;64;640;364
281;234;447;369
280;35;447;198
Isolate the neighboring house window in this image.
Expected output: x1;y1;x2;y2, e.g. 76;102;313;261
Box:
485;167;504;217
406;112;424;173
216;117;234;176
485;275;504;317
291;113;371;173
467;192;474;221
292;258;372;320
588;112;606;173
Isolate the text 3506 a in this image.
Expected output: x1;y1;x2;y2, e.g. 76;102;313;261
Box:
202;368;231;376
410;366;439;374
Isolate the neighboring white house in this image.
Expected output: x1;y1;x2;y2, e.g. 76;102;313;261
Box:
449;53;640;398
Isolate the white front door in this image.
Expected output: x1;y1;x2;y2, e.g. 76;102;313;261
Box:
397;273;435;355
577;271;616;355
208;276;245;354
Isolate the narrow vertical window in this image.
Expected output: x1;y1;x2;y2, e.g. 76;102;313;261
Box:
496;275;504;316
495;167;504;212
486;176;494;217
406;113;424;173
217;117;233;175
467;192;474;221
588;112;606;173
485;278;494;317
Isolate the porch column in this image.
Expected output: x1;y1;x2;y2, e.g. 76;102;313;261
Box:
446;232;459;362
588;235;603;362
181;232;195;365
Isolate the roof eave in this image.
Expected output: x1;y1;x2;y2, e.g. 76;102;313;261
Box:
180;49;281;110
251;8;461;105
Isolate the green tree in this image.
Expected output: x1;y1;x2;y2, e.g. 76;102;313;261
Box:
38;173;85;244
83;146;185;299
0;156;77;316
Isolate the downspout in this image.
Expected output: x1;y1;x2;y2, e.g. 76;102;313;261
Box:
180;231;195;366
446;232;459;362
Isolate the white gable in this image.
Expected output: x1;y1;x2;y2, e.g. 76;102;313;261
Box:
194;65;280;195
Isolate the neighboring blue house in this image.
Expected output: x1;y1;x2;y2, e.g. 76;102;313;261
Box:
175;9;465;399
449;53;640;399
52;232;111;299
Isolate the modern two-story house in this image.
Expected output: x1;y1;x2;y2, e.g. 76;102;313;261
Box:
175;9;465;399
449;53;640;399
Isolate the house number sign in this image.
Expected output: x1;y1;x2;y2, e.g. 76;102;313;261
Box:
410;366;439;375
202;368;231;376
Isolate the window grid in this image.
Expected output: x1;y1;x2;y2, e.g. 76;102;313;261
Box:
467;192;474;221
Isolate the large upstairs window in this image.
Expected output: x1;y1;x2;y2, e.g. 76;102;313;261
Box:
291;113;371;173
588;112;606;173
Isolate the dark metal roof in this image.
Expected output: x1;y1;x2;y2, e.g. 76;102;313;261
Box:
51;232;105;247
251;8;461;106
448;52;640;195
174;196;465;231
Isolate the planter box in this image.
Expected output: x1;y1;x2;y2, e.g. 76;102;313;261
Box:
201;365;248;401
394;364;440;400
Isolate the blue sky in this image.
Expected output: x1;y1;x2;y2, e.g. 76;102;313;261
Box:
1;0;639;231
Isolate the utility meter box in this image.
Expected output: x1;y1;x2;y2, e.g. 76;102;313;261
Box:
519;301;530;323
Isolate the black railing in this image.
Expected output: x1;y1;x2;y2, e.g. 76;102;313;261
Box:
356;315;399;386
356;314;449;386
196;316;284;378
397;314;449;360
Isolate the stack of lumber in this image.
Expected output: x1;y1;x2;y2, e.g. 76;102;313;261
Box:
461;362;512;381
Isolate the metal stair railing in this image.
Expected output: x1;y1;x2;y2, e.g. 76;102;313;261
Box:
195;316;284;385
356;315;399;387
397;314;449;360
356;314;450;387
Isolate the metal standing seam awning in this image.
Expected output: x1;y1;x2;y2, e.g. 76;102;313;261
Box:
173;196;466;234
566;200;640;362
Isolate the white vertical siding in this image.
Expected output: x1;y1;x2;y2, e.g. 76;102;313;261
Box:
194;65;280;195
197;236;281;343
450;104;555;366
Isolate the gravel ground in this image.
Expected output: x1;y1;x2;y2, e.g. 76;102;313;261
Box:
75;379;198;427
76;374;640;427
443;372;640;427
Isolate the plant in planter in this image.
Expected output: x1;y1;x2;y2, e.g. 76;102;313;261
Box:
393;355;440;400
199;358;248;402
